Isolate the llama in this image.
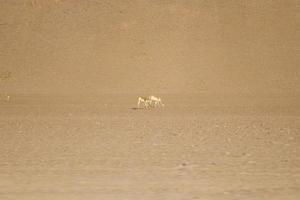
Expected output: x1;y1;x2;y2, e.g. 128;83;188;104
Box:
137;96;151;109
148;95;164;107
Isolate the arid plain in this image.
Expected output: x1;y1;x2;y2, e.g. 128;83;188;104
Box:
1;94;300;199
1;1;300;199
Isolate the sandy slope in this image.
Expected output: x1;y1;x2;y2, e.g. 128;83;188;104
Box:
1;0;300;95
0;94;299;199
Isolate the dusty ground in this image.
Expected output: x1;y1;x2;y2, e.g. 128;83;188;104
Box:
1;1;300;199
0;94;299;200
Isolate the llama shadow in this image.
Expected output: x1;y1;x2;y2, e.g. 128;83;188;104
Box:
131;107;144;110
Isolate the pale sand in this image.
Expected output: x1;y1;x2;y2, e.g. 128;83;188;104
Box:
1;1;300;199
0;94;299;200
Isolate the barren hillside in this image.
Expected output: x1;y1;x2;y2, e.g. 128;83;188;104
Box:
1;0;299;95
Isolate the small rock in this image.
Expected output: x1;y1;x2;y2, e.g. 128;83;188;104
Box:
248;160;256;164
182;162;188;166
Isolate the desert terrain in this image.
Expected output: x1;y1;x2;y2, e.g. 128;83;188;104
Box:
1;0;300;199
0;94;300;199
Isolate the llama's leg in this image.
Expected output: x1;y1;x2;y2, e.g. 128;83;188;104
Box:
137;98;141;108
147;101;151;109
149;100;154;108
151;101;155;108
145;100;151;109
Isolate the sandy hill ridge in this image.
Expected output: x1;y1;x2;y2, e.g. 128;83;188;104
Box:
0;0;299;95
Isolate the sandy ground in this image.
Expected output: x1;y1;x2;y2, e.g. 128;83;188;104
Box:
1;1;300;199
0;94;299;200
